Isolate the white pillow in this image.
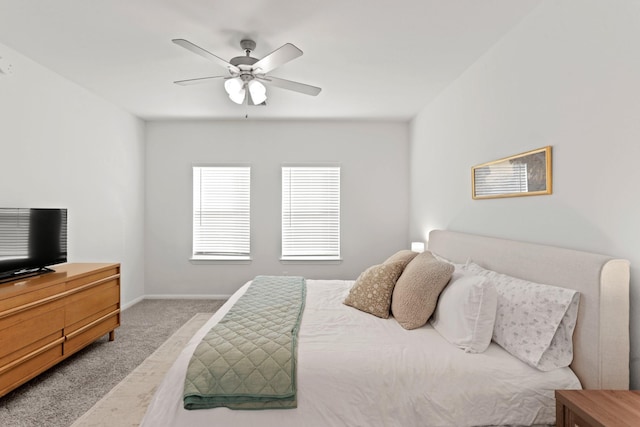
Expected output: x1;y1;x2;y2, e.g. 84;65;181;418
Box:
464;262;580;371
431;252;467;270
430;271;497;353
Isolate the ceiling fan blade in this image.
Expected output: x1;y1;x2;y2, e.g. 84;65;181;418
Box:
252;43;303;74
173;76;227;86
258;76;322;96
172;39;240;74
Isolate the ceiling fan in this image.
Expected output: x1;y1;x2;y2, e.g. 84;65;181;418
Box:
172;38;322;106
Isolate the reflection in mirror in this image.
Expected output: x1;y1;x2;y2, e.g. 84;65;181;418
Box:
472;146;552;199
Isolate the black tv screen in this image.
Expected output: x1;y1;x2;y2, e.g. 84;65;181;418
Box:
0;208;68;282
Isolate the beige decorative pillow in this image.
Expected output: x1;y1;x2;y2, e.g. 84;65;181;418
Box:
391;251;455;330
383;250;419;268
343;261;405;318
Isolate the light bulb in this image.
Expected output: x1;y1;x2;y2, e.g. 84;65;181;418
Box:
224;77;243;94
228;88;246;104
248;80;267;105
224;77;246;104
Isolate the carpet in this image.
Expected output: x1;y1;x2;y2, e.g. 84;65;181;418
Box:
71;313;212;427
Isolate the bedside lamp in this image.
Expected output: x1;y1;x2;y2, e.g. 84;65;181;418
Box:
411;241;425;253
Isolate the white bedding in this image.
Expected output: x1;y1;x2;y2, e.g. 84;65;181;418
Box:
141;279;580;427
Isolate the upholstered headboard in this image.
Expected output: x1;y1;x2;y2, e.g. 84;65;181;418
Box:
427;230;630;390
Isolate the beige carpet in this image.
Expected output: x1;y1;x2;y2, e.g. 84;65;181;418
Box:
70;313;212;427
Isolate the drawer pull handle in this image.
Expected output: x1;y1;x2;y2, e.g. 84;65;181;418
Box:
65;310;120;340
0;274;120;320
0;336;65;375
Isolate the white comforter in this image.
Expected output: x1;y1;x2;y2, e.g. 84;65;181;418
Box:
141;279;580;427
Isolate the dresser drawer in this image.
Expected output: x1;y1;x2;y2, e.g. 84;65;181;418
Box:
0;301;65;363
65;267;120;291
65;278;120;333
0;340;64;397
0;282;66;314
64;310;119;355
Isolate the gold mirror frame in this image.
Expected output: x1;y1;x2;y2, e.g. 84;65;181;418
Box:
472;146;552;200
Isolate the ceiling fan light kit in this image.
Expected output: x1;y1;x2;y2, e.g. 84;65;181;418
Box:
224;77;245;104
173;38;321;107
247;80;267;104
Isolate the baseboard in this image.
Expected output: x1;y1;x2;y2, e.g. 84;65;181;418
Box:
121;295;145;311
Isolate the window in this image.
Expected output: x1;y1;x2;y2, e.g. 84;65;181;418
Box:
281;166;340;260
192;166;250;260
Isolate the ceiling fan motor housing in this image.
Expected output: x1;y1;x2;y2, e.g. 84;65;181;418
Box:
230;39;259;69
230;56;258;67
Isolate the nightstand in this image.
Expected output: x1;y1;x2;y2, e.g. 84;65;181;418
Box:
556;390;640;427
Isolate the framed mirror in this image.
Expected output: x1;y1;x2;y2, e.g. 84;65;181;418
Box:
472;146;552;199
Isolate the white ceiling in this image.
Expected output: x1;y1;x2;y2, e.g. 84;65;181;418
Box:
0;0;541;121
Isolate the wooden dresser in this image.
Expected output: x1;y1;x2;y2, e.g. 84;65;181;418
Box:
0;263;120;397
556;390;640;427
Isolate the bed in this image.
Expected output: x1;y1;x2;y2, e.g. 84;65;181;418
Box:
141;230;630;426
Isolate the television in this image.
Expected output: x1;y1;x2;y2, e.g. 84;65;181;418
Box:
0;208;68;283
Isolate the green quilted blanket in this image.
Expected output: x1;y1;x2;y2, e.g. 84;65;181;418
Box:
183;275;306;410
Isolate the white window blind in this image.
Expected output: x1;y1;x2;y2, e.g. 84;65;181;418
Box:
193;166;250;259
282;166;340;260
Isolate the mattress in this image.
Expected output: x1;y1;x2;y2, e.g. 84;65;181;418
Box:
141;279;580;427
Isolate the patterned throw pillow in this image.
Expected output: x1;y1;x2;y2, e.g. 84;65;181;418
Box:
343;261;406;318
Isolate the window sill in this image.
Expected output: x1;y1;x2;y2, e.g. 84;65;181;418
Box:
280;257;343;265
190;256;252;265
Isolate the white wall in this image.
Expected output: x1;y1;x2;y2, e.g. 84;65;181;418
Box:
0;43;146;306
145;120;409;297
409;0;640;387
